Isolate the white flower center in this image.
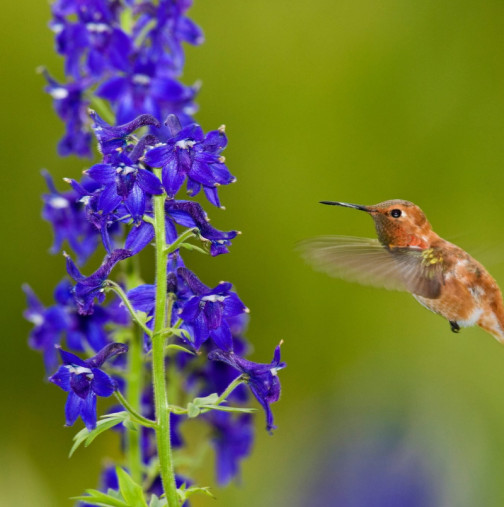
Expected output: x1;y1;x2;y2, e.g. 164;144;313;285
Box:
29;313;44;326
49;196;69;209
50;87;69;100
175;139;196;150
132;74;151;85
202;294;227;303
67;365;93;377
86;22;111;33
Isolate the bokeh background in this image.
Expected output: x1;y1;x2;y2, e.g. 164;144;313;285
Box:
3;0;504;505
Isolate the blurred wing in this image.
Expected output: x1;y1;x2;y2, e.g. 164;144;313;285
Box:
298;236;443;298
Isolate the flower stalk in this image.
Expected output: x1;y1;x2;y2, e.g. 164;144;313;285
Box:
151;171;178;505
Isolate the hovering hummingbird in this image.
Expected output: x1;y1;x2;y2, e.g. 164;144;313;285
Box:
300;199;504;342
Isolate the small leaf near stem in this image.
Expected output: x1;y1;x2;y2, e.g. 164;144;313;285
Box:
106;281;152;336
164;227;199;254
114;391;158;429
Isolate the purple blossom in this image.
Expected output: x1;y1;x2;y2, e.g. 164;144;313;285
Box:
42;170;99;265
49;343;128;430
177;267;248;350
65;249;132;315
96;59;199;125
144;115;235;205
23;280;128;372
208;412;254;486
42;69;92;157
87;152;163;225
165;200;238;256
52;14;131;80
209;345;286;432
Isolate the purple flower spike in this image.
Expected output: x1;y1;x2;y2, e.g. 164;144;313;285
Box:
65;249;132;315
208;344;286;432
177;267;248;350
49;343;128;430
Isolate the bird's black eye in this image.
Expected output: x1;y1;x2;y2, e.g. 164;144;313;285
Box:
390;209;402;218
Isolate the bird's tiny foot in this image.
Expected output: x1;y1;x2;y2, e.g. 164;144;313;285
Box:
450;321;461;333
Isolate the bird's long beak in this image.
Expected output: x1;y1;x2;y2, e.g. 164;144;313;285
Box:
319;201;371;212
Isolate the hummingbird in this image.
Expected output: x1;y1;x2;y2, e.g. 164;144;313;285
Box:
300;199;504;343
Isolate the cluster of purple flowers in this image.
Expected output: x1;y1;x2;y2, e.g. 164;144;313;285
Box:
26;0;285;502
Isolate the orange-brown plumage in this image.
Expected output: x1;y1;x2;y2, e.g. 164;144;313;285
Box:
301;199;504;342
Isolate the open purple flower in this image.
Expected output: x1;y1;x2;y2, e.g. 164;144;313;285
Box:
49;343;128;430
177;267;248;350
96;58;198;125
144;115;235;204
42;170;99;265
87;152;163;225
65;248;131;315
209;344;286;432
42;69;92;157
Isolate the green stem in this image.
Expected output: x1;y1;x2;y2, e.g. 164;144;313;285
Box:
124;256;145;483
114;391;157;429
106;281;152;336
151;172;179;506
164;227;198;254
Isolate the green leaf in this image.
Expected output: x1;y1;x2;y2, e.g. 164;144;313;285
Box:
149;495;168;507
177;485;215;503
70;413;128;457
116;467;148;507
200;405;256;414
179;242;209;255
165;344;195;355
192;393;219;406
72;489;128;507
187;402;200;418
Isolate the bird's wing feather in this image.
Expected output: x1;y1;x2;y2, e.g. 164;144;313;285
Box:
298;236;443;298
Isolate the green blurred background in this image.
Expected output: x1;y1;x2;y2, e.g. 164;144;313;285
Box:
3;0;504;505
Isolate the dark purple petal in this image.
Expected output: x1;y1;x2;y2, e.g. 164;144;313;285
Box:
97;184;122;215
125;221;154;255
80;392;98;430
127;284;155;313
203;186;221;208
58;347;87;367
177;267;210;295
162;157;186;197
65;254;85;282
204;301;223;329
209;322;232;351
91;368;115;397
222;293;248;318
136;168;163;195
124;183;145;223
144;145;172;168
65;391;83;426
70;372;92;399
179;296;201;322
49;365;72;391
87;163;115;184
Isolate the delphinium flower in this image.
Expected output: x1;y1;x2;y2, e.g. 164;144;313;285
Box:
26;0;286;505
49;343;128;430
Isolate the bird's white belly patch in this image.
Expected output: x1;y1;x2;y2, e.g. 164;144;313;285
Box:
458;307;484;328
